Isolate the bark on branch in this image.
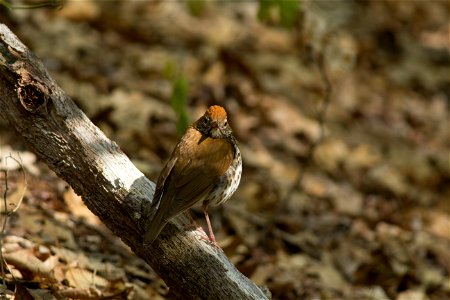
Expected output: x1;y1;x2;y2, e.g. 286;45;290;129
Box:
0;24;269;299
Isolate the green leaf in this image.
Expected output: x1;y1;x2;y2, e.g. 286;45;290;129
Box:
164;61;176;80
170;75;189;136
258;0;300;28
278;0;299;28
258;0;277;22
186;0;206;17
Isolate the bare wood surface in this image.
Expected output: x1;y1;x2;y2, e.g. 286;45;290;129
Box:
0;24;269;300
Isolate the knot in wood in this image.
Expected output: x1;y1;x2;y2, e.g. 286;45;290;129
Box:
17;83;47;113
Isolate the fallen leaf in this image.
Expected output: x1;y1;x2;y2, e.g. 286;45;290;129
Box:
63;187;101;225
65;268;109;290
314;138;349;173
4;250;57;283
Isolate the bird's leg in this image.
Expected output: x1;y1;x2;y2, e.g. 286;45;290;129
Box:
184;210;198;227
202;202;218;246
184;211;208;238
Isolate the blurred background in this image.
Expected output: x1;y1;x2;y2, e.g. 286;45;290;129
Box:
0;1;449;299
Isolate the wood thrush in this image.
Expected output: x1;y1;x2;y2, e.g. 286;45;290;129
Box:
144;105;242;245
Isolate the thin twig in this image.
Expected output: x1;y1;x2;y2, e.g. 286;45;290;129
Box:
0;154;27;299
0;168;7;300
0;0;64;10
275;52;333;219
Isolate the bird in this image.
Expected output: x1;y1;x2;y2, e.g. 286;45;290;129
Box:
144;105;242;246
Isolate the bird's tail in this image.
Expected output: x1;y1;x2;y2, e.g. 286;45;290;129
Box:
143;210;168;245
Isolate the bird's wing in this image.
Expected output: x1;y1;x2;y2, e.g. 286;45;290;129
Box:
144;128;234;244
165;128;234;216
143;154;178;245
151;155;177;210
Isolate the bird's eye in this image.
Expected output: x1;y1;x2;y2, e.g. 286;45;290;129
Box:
224;120;228;126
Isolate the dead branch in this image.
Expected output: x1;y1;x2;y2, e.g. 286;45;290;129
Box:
0;24;269;300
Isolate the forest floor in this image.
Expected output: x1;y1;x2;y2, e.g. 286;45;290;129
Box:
0;1;449;299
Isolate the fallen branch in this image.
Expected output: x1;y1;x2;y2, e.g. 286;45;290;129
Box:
0;24;269;299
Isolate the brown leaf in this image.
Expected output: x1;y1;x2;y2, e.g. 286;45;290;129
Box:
4;250;57;283
65;268;108;290
63;187;101;225
13;283;34;300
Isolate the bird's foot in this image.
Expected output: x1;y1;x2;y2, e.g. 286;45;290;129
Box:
184;222;209;240
208;239;221;249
